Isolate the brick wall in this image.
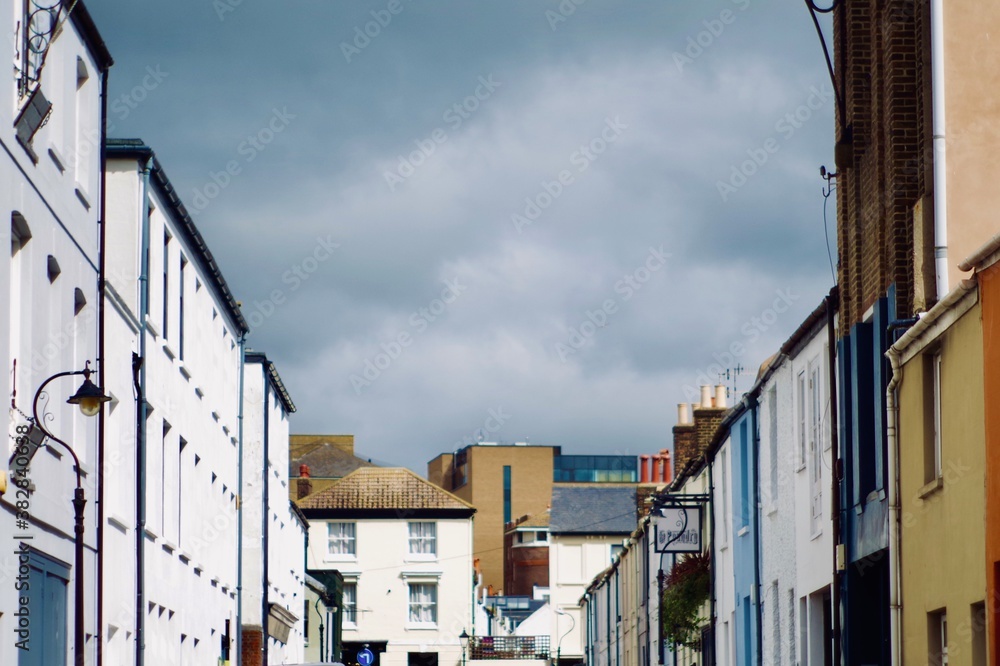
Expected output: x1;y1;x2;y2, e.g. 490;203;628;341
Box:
242;626;262;666
834;0;933;330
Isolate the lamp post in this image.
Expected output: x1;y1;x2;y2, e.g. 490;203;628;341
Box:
460;629;470;666
32;360;111;666
554;607;575;666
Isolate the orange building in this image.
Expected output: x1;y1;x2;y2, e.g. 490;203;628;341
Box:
958;235;1000;664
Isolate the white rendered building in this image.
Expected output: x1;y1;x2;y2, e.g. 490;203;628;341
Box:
1;4;111;665
299;467;475;666
242;351;307;664
102;140;250;664
548;485;638;664
758;300;835;666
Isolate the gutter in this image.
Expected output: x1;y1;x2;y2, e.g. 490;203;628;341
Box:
826;287;842;666
751;399;762;666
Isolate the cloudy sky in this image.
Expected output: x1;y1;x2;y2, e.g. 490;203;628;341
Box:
88;0;837;473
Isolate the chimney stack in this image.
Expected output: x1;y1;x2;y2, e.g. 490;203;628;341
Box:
663;450;672;484
700;385;713;409
297;464;313;499
715;385;727;409
672;386;728;481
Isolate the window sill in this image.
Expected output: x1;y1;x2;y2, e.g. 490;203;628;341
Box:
810;529;823;541
795;463;807;473
406;623;439;631
343;623;358;631
737;526;749;537
765;503;778;517
918;477;943;499
325;555;358;564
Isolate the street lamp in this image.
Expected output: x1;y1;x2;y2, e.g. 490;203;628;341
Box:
554;607;575;666
460;629;470;666
32;360;110;666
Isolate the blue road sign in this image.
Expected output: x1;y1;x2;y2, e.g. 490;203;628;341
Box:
358;648;375;666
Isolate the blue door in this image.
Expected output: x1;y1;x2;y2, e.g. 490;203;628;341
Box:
18;550;70;666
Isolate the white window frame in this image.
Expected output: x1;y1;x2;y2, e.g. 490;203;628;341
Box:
327;522;356;558
342;582;358;627
932;351;943;480
407;521;437;559
797;371;807;469
407;582;437;626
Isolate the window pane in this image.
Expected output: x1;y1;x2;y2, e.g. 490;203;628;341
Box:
328;522;356;555
409;522;436;555
408;583;437;623
343;584;357;624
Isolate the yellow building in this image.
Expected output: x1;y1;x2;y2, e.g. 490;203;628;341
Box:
889;280;988;665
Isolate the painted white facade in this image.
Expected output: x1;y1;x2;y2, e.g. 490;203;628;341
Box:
305;510;474;666
712;437;736;666
102;148;247;664
549;534;627;661
242;354;307;664
1;5;109;666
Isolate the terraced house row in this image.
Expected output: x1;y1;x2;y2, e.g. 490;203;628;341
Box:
0;3;310;665
580;0;1000;664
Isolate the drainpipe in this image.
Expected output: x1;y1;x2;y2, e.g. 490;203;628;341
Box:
96;66;109;666
931;0;948;297
885;346;903;666
826;288;842;666
751;401;763;666
262;375;271;665
236;334;246;666
135;155;154;666
708;457;717;666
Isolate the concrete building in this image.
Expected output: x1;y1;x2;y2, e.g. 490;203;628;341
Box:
242;352;307;665
298;467;476;666
1;4;112;665
548;485;639;665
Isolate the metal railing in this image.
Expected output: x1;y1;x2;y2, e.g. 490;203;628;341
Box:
469;635;550;660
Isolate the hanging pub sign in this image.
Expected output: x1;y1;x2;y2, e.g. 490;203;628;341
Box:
653;505;702;553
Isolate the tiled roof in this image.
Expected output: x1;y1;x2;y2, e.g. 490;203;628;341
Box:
297;467;475;511
549;485;637;534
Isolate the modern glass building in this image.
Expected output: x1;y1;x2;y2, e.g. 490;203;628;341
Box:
553;455;638;483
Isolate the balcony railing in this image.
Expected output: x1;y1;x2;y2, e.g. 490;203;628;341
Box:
469;635;550;660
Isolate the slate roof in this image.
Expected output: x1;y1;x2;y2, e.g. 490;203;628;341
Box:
291;442;374;479
549;485;638;534
297;467;475;512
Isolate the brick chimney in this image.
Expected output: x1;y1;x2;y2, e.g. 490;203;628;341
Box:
673;386;728;478
297;464;313;499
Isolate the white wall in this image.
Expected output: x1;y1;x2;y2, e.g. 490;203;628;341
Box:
712;438;735;666
306;514;474;666
102;154;245;665
242;358;307;664
549;534;627;660
0;9;105;666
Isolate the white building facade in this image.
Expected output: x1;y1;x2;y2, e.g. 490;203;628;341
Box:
1;3;111;665
548;485;638;664
102;141;249;664
755;300;836;666
299;467;476;666
242;351;307;665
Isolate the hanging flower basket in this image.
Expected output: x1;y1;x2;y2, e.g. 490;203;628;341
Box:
660;551;711;650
